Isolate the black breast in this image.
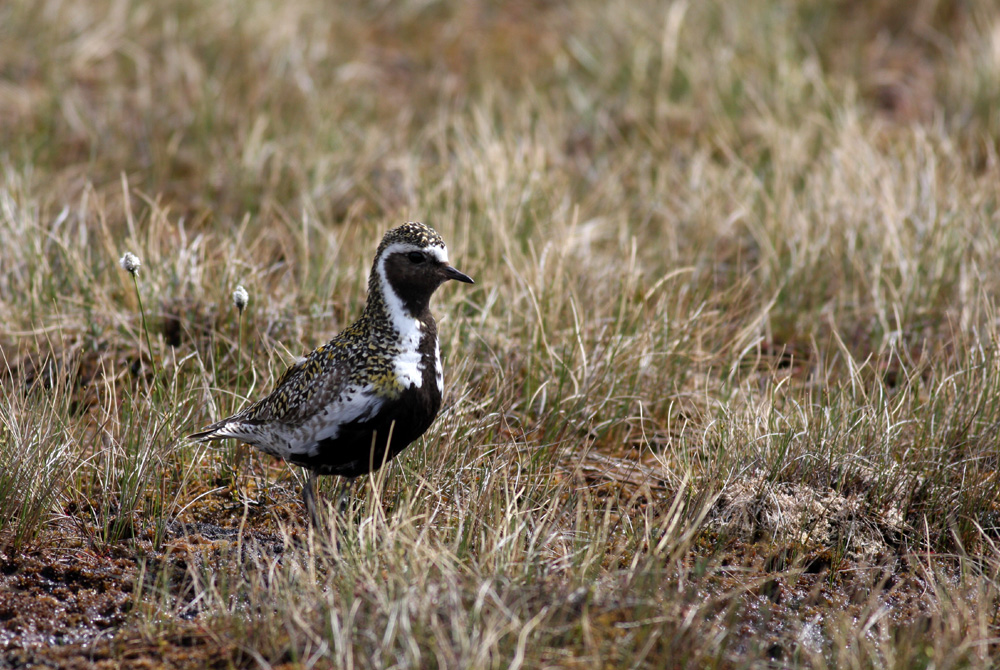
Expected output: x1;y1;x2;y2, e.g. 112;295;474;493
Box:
292;330;443;478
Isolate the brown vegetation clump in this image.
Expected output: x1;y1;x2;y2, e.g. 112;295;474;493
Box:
710;475;908;565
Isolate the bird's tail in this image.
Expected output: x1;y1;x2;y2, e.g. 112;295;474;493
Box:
187;413;263;445
186;419;231;442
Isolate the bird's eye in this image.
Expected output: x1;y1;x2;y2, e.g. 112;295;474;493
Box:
408;251;426;264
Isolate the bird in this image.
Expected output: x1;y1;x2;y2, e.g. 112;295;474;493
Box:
188;222;474;523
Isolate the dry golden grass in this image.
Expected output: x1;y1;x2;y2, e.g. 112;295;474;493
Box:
3;0;1000;667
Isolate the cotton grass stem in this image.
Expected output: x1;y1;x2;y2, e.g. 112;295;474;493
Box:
120;252;158;382
232;285;249;412
230;284;252;511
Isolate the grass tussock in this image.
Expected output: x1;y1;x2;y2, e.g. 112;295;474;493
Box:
3;0;1000;667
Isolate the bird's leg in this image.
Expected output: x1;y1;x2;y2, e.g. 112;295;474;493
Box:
303;470;321;528
334;476;356;516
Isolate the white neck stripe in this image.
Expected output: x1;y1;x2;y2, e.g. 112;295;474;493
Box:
374;241;446;390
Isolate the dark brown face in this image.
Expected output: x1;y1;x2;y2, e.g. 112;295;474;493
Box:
382;249;474;317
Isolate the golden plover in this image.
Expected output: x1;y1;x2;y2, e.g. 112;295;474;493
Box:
189;222;474;522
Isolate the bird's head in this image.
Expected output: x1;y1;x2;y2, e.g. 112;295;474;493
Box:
372;222;474;321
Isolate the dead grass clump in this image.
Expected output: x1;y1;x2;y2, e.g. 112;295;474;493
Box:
710;475;907;565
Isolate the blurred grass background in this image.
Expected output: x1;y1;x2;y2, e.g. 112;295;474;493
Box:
3;0;1000;667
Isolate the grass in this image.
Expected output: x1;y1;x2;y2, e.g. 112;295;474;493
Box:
3;0;1000;667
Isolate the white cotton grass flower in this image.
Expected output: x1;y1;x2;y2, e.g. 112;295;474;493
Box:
119;251;141;276
232;285;249;313
118;249;157;380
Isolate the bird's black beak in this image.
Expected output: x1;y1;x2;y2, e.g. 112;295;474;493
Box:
443;265;474;284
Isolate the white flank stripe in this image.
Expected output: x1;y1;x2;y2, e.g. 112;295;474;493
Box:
434;340;443;394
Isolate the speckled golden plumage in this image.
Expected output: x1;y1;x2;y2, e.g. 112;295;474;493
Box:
188;221;474;523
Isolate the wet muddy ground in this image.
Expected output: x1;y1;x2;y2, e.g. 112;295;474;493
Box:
2;473;987;669
1;540;233;669
0;470;295;670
